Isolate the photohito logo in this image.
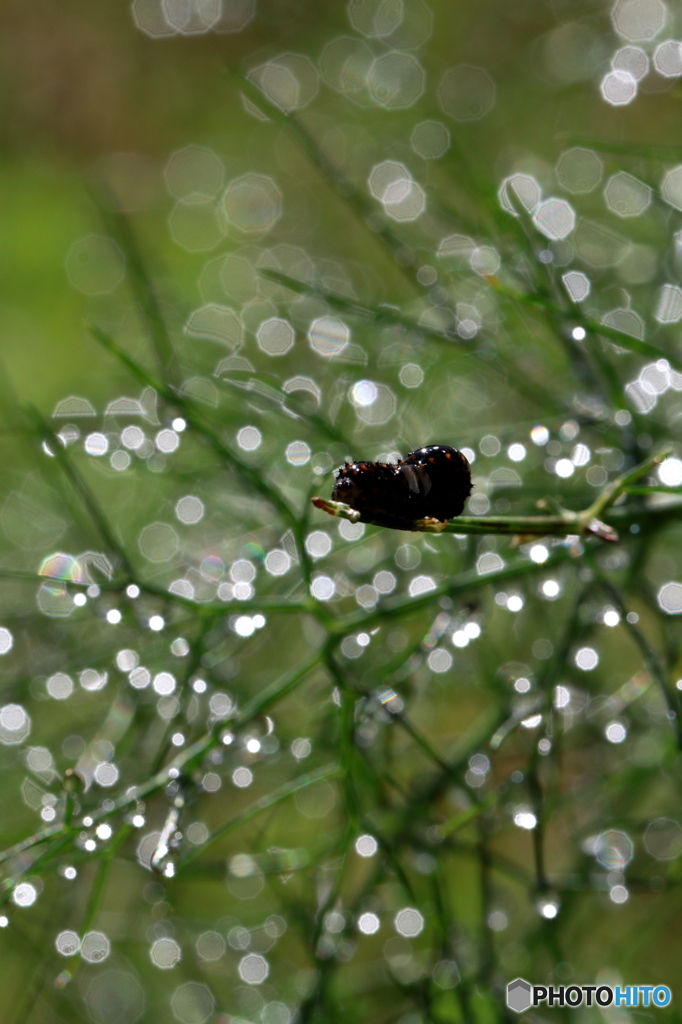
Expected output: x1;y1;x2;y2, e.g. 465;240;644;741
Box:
506;978;671;1013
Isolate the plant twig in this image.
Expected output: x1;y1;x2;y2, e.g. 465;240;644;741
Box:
312;446;671;544
89;324;300;532
487;278;682;371
177;763;341;868
25;406;136;577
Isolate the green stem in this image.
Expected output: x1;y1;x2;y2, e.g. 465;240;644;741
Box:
93;196;178;383
177;763;340;869
25;406;136;578
89;325;299;533
63;825;131;984
488;278;682;371
313;446;672;544
584;446;672;518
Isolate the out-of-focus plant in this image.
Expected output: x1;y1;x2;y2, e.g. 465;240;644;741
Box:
2;5;682;1023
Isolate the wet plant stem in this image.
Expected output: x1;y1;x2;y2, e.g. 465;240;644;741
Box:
313;446;671;543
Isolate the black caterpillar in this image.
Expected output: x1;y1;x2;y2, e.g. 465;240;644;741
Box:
332;444;472;529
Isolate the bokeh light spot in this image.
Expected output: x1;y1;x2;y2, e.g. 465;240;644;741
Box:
85;433;109;457
368;51;425;109
232;767;253;788
175;495;205;524
319;35;374;102
574;646;599;670
605;721;627;743
355;834;378;857
557;147;603;193
265;549;291;576
653;39;682;76
55;930;80;956
308;316;350;357
0;628;13;655
170;981;215;1024
661;166;682;210
644;818;682;859
305;531;332;559
498;173;541;215
613;44;650;79
222;174;282;235
600;69;638;105
239;953;269;984
533;198;576;240
164;145;224;199
655;284;682;323
562;270;591;302
611;0;667;42
529;544;549;564
257;317;295;356
658;457;682;486
236;426;262;450
428;648;453;673
139;522;179;562
81;931;110;963
186;304;243;349
438;64;496;122
409;575;436;597
196;930;225;961
658;581;682;614
604;171;651;216
514;808;537;830
151;936;182;968
248;54;319;112
156;428;180;453
12;882;37;906
394;907;424;937
311;575;336;601
47;672;74;699
595;829;634;869
399;363;423;388
348;0;404;37
411;120;450;159
169;197;224;252
285;441;311;466
161;0;221;35
0;704;31;745
358;912;380;934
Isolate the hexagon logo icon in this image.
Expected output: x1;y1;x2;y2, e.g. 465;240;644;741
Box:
507;978;532;1013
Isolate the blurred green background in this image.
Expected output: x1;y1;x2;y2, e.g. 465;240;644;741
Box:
1;0;682;1022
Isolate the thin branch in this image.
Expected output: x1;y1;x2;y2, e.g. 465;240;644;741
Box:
177;763;341;868
596;576;682;749
25;406;136;577
488;278;682;372
89;324;300;532
313;446;671;544
92;192;178;383
260;267;466;348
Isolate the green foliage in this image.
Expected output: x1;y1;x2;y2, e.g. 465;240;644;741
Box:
2;4;682;1023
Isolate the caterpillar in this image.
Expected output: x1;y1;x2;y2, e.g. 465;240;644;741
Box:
332;444;472;529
